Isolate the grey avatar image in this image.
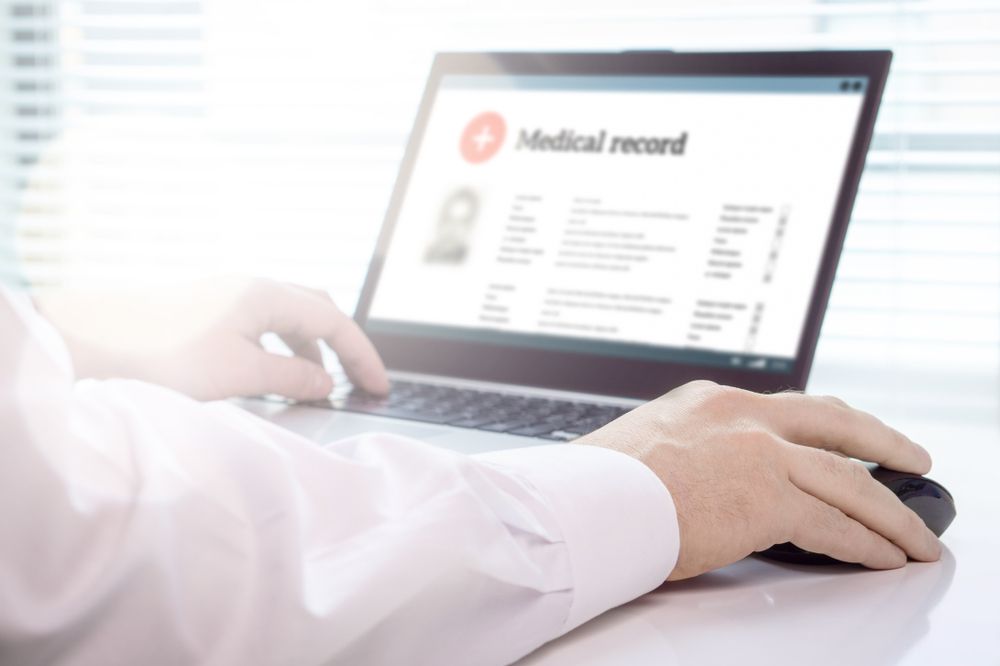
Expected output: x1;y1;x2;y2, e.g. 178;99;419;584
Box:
424;188;480;265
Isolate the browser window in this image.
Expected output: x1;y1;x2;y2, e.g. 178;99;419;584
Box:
367;75;867;373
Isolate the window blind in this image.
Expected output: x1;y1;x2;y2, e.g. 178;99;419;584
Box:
2;0;998;422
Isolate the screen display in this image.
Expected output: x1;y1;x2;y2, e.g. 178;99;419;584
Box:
366;74;868;373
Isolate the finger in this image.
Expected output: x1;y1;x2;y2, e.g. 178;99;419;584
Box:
761;392;932;474
291;284;333;302
278;332;323;366
325;316;390;395
248;350;334;401
284;285;387;393
787;445;942;562
258;281;389;395
787;486;906;569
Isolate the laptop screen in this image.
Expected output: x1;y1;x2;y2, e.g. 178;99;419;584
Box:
364;72;869;375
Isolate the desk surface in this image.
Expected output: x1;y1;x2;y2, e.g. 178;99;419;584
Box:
520;419;1000;666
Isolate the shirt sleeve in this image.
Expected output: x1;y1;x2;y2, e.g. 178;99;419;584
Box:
0;288;679;666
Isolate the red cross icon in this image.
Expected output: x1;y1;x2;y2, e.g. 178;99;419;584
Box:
459;111;506;164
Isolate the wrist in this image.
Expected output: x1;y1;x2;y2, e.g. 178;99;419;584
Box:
576;430;668;491
32;288;134;381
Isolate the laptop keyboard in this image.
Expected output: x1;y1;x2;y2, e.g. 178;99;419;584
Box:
331;380;632;441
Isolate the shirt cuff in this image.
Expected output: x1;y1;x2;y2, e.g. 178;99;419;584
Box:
476;443;679;631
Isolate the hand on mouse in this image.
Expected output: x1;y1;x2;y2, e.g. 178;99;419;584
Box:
576;380;942;580
33;277;390;401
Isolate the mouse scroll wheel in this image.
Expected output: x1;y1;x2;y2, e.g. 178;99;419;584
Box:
895;479;930;500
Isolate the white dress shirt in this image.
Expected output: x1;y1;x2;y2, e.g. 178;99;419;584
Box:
0;287;679;666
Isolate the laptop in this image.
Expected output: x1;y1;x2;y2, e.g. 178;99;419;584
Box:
244;50;891;454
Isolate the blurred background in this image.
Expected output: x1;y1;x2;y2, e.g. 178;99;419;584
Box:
1;0;999;426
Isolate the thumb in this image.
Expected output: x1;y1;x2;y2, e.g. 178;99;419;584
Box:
252;352;334;401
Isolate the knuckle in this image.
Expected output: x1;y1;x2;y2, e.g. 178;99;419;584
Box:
700;383;743;411
831;512;858;547
823;511;874;562
891;428;912;452
904;506;926;534
851;530;877;563
686;379;718;390
841;513;867;543
677;379;719;397
252;349;273;378
244;277;277;305
810;448;842;476
772;388;804;404
656;379;717;403
846;459;871;486
811;505;839;534
794;503;837;543
822;394;850;409
734;433;786;479
741;429;779;456
881;420;911;451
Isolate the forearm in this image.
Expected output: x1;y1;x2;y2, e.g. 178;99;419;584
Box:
1;288;679;665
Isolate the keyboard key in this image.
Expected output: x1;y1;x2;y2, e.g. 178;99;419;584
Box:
571;418;613;432
509;423;564;437
363;405;451;424
480;420;535;433
541;430;583;441
448;416;500;428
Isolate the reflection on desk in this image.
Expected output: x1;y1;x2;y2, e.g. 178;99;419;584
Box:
521;421;1000;666
523;552;955;666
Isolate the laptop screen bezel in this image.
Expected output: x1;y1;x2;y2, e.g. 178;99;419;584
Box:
353;50;891;399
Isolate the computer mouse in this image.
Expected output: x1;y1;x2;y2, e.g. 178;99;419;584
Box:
758;464;956;565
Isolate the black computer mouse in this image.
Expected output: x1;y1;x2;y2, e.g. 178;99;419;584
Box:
758;464;956;565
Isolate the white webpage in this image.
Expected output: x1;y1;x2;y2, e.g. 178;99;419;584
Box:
368;75;865;366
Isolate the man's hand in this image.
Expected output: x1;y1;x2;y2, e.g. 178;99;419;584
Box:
577;380;942;580
34;277;389;401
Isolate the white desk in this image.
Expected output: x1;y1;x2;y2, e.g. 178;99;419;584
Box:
520;419;1000;666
